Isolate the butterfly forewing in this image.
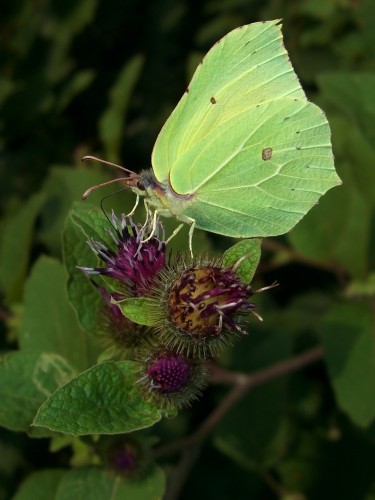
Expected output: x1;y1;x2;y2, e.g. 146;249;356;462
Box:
151;20;306;184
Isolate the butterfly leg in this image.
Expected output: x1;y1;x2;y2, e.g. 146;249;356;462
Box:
165;219;196;257
141;208;159;243
188;219;196;258
165;223;184;244
141;198;153;231
125;193;140;217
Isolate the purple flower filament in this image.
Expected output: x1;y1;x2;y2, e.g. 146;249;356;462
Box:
79;213;166;294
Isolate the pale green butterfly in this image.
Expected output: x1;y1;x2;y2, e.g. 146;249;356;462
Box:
83;19;341;253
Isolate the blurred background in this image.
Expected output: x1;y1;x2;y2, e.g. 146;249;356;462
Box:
1;0;375;498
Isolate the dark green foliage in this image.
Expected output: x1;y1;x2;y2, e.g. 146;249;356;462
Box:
1;1;375;499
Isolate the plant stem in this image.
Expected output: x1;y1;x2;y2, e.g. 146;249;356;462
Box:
260;238;347;287
158;345;324;500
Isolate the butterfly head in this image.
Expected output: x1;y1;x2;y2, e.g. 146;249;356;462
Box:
81;155;150;200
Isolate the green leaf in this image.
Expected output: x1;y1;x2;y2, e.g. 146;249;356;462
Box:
319;301;375;427
63;204;109;333
357;0;375;51
222;239;261;283
39;166;112;256
57;70;95;112
288;105;375;278
288;119;372;278
115;297;158;327
276;421;375;499
335;118;375;207
0;75;14;106
44;0;98;83
289;179;370;278
318;73;375;145
13;469;66;500
346;273;375;297
99;54;144;162
20;256;101;372
33;361;162;436
54;466;165;500
0;351;76;432
6;302;24;343
0;192;45;303
68;202;115;243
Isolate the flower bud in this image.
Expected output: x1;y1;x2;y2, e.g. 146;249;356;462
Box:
137;347;206;408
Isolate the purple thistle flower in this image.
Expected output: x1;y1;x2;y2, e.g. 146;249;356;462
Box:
168;265;255;337
79;213;166;295
137;347;207;408
147;353;192;393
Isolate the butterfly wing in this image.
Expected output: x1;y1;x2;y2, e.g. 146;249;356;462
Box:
151;20;341;238
152;20;306;183
172;98;339;237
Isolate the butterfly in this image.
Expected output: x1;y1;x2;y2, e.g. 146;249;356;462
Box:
83;20;341;254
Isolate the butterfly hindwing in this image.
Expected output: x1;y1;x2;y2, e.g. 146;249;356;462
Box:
177;98;338;237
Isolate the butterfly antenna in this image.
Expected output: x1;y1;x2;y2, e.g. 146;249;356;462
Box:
82;177;133;200
81;155;135;175
81;156;140;200
99;187;129;228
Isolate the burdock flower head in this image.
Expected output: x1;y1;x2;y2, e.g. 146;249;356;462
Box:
150;258;260;357
137;346;206;408
79;212;166;295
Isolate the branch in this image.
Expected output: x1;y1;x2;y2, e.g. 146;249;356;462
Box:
260;238;347;287
158;346;324;500
163;446;201;500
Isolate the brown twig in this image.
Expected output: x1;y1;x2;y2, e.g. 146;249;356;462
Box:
163;446;201;500
158;346;324;500
260;238;347;287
